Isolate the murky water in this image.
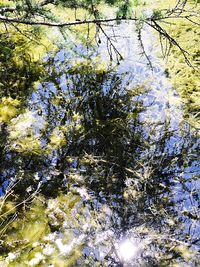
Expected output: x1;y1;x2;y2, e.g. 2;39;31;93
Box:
0;22;200;266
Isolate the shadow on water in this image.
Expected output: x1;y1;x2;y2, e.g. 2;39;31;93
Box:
0;32;200;266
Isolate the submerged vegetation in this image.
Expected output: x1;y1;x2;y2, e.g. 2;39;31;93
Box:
0;0;199;266
149;0;200;128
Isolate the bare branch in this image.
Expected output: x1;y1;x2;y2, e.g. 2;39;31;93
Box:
0;15;134;27
0;7;16;14
40;0;55;6
137;28;153;70
98;23;123;63
146;19;194;68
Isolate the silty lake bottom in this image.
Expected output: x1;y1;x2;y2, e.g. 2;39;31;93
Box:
0;22;200;266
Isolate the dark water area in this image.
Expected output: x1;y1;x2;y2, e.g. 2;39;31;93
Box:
0;23;200;266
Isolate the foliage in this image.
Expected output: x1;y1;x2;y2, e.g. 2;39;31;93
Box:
0;31;44;101
0;98;20;123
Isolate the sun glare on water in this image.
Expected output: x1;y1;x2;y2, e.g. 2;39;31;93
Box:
118;239;138;262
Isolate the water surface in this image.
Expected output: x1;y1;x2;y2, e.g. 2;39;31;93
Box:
0;21;199;266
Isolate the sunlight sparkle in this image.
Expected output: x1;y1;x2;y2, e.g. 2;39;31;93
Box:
118;239;138;261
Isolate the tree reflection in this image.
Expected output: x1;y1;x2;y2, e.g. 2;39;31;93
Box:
0;49;199;266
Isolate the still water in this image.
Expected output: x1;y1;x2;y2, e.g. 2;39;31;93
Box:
0;22;199;266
